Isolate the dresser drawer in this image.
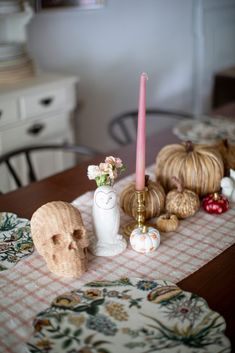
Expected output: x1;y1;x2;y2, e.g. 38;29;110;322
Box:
21;88;67;119
1;114;70;152
0;100;18;127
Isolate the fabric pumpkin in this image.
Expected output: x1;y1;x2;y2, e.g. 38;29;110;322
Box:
120;176;165;220
130;226;160;253
155;141;224;196
165;177;200;219
202;193;229;214
155;213;179;233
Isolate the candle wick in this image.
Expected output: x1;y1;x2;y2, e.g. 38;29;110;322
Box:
141;72;149;80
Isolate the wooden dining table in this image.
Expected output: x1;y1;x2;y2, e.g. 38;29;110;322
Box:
0;115;235;352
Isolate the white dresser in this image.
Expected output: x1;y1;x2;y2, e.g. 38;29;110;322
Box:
0;73;79;193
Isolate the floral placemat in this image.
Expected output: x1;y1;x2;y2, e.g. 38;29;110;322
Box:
27;277;230;353
0;212;33;271
173;116;235;143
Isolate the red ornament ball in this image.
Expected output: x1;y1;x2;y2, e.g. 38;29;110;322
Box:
202;193;229;214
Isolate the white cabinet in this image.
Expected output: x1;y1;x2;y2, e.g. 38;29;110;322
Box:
0;73;79;193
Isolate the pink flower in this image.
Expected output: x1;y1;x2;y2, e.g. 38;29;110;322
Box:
87;156;125;186
99;162;112;174
105;156;116;165
114;157;123;169
105;156;123;169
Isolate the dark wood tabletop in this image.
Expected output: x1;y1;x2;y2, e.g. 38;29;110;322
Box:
0;126;234;351
212;101;235;119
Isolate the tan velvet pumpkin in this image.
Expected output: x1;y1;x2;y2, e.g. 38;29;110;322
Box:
155;141;224;196
165;177;200;219
156;213;179;233
120;176;165;220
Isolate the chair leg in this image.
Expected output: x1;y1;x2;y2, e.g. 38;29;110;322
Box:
6;160;22;188
25;152;37;182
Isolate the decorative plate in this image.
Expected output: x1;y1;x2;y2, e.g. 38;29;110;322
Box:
173;116;235;144
27;278;231;353
0;212;33;271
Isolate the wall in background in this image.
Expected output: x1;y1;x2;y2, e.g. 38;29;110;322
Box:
27;0;235;151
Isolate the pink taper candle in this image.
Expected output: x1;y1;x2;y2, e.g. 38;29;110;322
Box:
135;73;148;191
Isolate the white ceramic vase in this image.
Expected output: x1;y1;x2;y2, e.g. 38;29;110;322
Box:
91;185;127;256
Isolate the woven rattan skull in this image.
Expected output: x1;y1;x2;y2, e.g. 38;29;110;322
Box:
31;201;89;278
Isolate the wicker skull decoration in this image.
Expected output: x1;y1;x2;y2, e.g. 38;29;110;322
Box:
31;201;89;278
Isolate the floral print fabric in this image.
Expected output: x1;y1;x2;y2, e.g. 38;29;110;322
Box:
27;277;230;353
0;212;33;271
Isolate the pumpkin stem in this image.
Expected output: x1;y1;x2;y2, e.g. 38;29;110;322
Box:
171;176;183;192
165;213;171;219
222;139;229;149
213;192;220;201
142;225;147;233
185;140;194;153
145;175;150;187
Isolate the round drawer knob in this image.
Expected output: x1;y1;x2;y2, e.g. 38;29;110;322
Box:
27;123;45;135
40;97;54;106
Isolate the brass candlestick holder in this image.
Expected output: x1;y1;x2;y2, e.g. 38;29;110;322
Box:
123;188;147;237
135;189;146;228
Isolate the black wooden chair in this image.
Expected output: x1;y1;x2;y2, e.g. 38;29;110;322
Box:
0;143;100;191
108;108;192;146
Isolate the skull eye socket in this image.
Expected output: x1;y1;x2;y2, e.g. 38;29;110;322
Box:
73;229;83;240
52;234;62;245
